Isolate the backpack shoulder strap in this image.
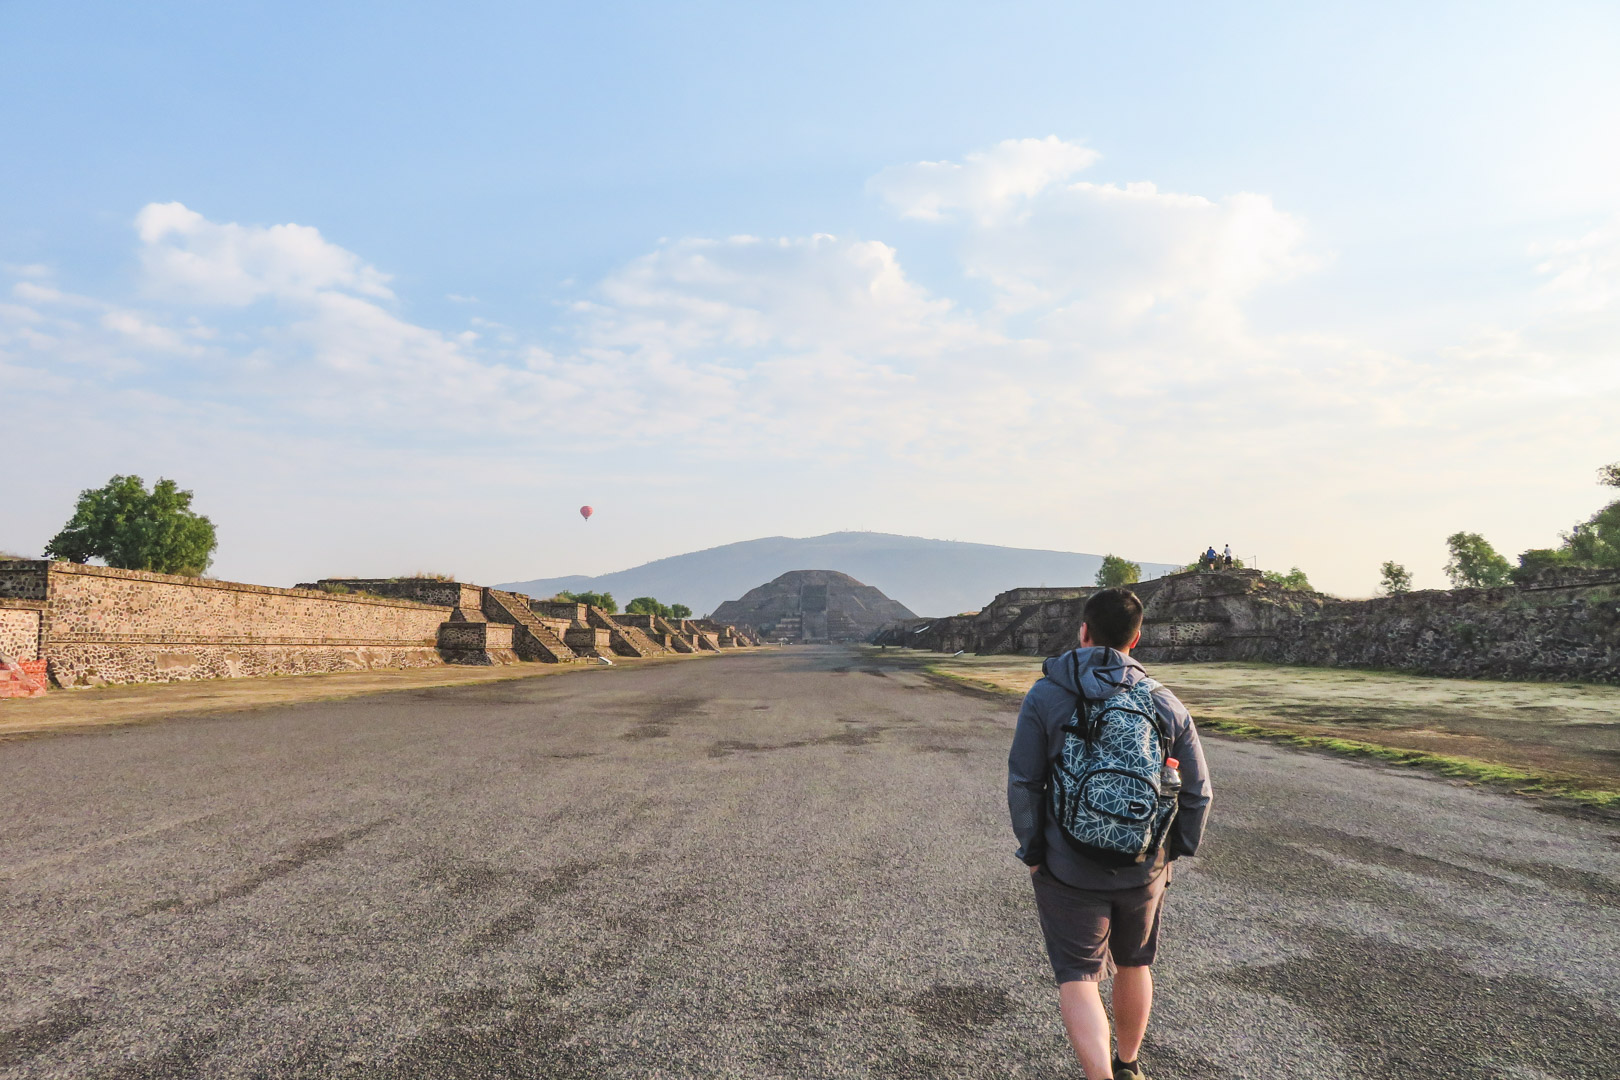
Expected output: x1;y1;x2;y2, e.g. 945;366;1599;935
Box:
1134;678;1174;756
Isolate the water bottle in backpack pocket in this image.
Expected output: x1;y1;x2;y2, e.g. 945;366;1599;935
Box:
1050;677;1179;866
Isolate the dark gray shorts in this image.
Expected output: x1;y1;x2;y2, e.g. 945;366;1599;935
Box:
1029;865;1168;983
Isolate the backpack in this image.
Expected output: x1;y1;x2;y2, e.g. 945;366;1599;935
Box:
1049;670;1179;866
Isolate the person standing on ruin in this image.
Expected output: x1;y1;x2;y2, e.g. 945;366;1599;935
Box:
1222;544;1233;567
1007;588;1212;1080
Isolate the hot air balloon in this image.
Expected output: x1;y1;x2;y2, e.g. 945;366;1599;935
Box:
579;505;594;521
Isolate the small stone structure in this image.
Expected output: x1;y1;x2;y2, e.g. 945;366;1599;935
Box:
712;570;915;643
529;601;662;658
873;568;1620;683
0;559;753;690
1;599;43;661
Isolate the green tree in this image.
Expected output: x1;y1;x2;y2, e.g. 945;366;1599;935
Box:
1444;532;1512;588
1095;554;1142;588
1563;501;1620;569
1378;561;1412;595
44;475;217;576
557;590;617;613
1512;547;1574;584
1554;461;1620;569
626;596;695;619
1510;462;1620;579
1262;566;1313;591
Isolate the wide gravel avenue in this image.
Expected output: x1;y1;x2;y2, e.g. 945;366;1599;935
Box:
2;647;1616;1079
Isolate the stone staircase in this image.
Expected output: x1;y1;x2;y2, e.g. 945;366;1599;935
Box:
651;615;697;652
679;620;723;651
585;607;665;658
978;604;1045;656
483;589;580;663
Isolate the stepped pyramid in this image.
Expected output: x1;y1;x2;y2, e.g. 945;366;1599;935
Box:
710;570;915;643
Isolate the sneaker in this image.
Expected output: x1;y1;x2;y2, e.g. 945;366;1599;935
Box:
1113;1059;1147;1080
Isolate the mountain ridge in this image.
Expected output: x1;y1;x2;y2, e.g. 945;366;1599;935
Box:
497;531;1178;618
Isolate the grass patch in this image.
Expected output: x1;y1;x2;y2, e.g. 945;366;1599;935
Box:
901;650;1620;813
1200;719;1620;810
921;664;1012;696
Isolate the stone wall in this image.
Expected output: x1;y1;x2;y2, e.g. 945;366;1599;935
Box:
1135;569;1620;682
1;602;42;660
879;567;1620;684
1134;570;1306;663
305;578;484;616
0;561;751;691
532;601;590;624
969;588;1093;656
29;561;453;686
1262;579;1620;682
0;561;49;600
436;621;519;665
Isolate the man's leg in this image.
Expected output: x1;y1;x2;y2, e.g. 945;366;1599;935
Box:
1111;965;1154;1064
1106;875;1168;1075
1057;980;1115;1080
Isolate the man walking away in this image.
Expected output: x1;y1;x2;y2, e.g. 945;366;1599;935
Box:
1007;588;1212;1080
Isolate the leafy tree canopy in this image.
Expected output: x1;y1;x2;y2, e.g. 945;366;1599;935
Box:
1511;462;1620;578
1512;547;1574;583
1262;566;1313;591
626;596;694;620
1378;561;1412;595
1444;532;1512;588
1562;501;1620;569
556;590;617;613
1095;554;1142;588
44;475;217;576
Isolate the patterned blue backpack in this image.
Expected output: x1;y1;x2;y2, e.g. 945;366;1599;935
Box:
1050;671;1179;866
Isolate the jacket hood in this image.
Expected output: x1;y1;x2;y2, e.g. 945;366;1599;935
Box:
1041;646;1147;701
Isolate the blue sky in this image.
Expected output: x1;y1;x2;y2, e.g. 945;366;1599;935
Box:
3;1;1618;596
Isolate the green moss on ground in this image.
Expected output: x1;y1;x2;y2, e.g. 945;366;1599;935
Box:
910;655;1620;812
1199;719;1619;810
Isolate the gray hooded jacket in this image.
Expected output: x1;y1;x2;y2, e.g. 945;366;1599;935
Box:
1007;646;1212;890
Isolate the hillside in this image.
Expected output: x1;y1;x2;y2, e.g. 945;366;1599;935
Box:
497;532;1177;617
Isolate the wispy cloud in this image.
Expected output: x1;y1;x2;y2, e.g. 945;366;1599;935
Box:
3;141;1615;593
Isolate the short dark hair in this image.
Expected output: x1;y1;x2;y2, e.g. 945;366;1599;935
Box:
1082;587;1144;649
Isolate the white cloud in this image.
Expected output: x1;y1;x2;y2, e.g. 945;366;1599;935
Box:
13;281;73;305
589;233;991;358
1533;215;1620;313
100;310;195;353
869;136;1100;223
4;150;1616;596
135;202;394;306
875;140;1317;345
2;263;52;280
